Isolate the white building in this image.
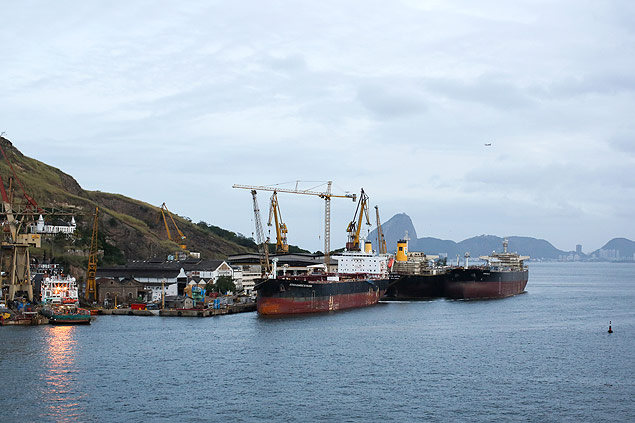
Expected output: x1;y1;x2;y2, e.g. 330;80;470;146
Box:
32;215;77;234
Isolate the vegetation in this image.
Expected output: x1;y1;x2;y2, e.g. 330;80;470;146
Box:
196;221;258;249
207;276;236;294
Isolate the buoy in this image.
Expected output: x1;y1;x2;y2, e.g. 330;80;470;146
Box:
608;321;613;334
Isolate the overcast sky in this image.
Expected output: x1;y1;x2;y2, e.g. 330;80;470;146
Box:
2;1;634;253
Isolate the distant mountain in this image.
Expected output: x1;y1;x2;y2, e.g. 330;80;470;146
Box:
591;238;635;260
368;213;568;259
377;213;417;250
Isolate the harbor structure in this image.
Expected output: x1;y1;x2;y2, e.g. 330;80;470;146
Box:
97;258;235;302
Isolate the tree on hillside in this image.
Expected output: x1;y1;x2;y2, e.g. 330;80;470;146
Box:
212;276;236;294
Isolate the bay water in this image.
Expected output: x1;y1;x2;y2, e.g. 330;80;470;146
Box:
1;262;634;422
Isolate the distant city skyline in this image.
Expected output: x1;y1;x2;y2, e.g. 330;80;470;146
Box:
2;1;634;253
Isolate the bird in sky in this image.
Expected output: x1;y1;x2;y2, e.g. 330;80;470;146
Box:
484;143;492;146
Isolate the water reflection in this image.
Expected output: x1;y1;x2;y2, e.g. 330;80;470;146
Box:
43;326;83;422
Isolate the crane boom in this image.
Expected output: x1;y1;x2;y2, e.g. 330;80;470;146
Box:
251;190;271;275
85;207;99;301
234;182;355;270
375;205;387;255
159;202;186;250
268;191;288;254
346;189;371;251
0;144;43;213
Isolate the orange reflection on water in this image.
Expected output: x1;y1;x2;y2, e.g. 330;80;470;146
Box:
44;326;82;421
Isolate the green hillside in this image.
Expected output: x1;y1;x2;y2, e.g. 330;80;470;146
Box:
0;136;256;269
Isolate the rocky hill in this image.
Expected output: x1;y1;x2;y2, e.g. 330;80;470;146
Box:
0;136;257;266
591;238;635;260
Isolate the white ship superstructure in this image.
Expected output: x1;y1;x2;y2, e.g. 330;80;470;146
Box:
41;275;79;304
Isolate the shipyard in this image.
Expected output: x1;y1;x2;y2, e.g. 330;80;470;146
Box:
2;2;634;422
0;144;533;324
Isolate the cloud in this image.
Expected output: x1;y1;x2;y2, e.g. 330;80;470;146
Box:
608;132;635;155
422;74;532;109
357;84;426;118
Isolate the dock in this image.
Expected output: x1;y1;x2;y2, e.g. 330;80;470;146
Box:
98;303;256;317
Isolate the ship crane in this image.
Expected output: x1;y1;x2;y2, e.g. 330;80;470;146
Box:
233;182;356;270
84;207;99;302
158;202;186;250
251;190;271;276
346;188;371;251
375;205;387;255
268;191;288;254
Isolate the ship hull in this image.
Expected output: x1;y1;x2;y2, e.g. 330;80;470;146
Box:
443;268;529;299
41;306;92;325
48;315;91;325
384;273;446;300
256;277;390;315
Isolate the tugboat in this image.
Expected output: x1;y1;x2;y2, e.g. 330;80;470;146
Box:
42;303;92;325
39;275;92;324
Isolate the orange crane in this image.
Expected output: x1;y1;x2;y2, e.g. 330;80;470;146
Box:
346;189;371;251
233;181;356;270
375;205;387;255
268;191;289;254
158;202;186;250
85;207;99;301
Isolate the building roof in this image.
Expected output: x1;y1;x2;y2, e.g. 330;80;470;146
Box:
227;253;337;266
97;259;228;279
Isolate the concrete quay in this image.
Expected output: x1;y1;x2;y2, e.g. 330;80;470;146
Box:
98;303;256;317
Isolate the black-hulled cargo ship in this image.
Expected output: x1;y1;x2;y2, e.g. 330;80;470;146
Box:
256;248;390;315
444;239;529;299
384;238;448;300
385;238;529;300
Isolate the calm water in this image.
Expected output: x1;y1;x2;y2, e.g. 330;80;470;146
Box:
1;262;634;422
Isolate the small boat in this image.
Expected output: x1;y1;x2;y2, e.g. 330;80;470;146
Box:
41;304;92;325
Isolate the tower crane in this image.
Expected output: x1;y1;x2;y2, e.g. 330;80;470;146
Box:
158;202;186;250
345;189;371;251
0;147;42;301
233;182;356;270
375;205;387;255
251;190;271;275
268;191;288;254
85;207;99;302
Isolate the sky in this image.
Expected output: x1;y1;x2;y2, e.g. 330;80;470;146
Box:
1;1;634;254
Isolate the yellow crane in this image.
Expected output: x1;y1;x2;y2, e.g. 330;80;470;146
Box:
346;189;371;251
158;202;186;250
233;182;356;270
85;207;99;301
268;191;289;254
375;205;387;255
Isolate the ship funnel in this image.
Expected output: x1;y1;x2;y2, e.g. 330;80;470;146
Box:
364;241;373;253
396;239;408;262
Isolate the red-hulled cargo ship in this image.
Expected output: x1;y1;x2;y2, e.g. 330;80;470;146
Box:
443;239;529;299
255;250;390;315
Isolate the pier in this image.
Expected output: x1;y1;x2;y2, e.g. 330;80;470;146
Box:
98;303;256;317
